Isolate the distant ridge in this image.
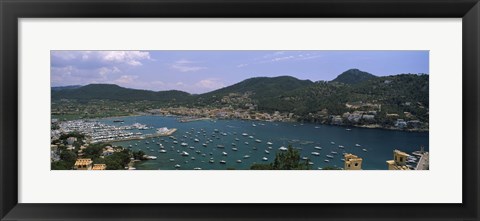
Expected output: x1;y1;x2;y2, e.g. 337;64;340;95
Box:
331;69;377;84
51;84;191;102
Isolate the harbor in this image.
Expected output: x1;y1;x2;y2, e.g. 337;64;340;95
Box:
93;115;429;170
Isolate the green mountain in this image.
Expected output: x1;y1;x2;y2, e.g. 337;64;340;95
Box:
51;84;191;102
331;69;377;84
51;69;429;129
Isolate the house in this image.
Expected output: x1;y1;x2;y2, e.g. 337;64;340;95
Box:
74;158;93;170
344;153;363;170
92;164;107;170
386;150;410;170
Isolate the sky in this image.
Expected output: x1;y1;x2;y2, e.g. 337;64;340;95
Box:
51;50;429;94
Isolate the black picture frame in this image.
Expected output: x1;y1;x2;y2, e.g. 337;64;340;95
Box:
1;0;479;220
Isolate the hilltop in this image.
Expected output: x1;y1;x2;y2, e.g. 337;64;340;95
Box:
51;69;429;131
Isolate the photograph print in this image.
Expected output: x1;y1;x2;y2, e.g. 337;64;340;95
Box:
50;50;429;171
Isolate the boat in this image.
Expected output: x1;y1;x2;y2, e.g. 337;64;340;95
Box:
267;146;273;150
169;158;175;162
159;150;167;153
220;160;226;164
331;151;338;155
308;162;314;165
222;152;228;156
189;146;195;149
326;155;334;159
214;129;219;133
248;136;254;139
346;128;352;131
324;160;330;163
217;145;225;148
146;156;157;160
180;142;187;146
267;142;273;145
181;151;189;156
255;139;262;143
355;144;361;147
338;145;344;149
242;133;248;136
194;138;199;142
237;160;242;163
243;155;250;159
232;143;237;146
279;146;288;151
202;143;207;147
232;148;238;151
235;138;240;141
302;157;309;160
265;150;270;154
362;149;368;152
314;146;322;150
262;157;268;161
191;157;195;160
311;152;320;156
174;164;181;168
330;142;335;145
252;123;257;127
244;142;249;145
193;167;202;170
209;159;214;163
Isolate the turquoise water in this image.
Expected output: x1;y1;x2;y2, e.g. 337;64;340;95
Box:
99;116;429;170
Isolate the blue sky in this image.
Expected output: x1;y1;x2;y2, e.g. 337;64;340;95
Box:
51;50;429;94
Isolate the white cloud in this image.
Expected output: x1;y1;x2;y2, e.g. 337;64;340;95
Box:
171;59;207;72
98;51;151;66
236;63;248;68
195;78;225;90
114;75;139;84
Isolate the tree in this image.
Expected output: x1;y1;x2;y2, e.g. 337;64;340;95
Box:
271;145;310;170
250;145;310;170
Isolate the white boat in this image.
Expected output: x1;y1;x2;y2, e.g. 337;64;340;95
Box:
265;150;270;154
189;146;195;149
222;152;228;156
169;158;175;162
311;152;320;156
252;124;257;127
202;143;207;147
331;151;338;155
220;160;226;164
355;144;361;147
159;150;167;153
235;138;240;141
181;151;189;156
279;146;288;151
242;133;248;136
267;142;273;145
236;160;242;163
217;145;225;148
314;146;322;150
362;149;368;152
338;145;344;148
262;157;268;161
232;143;237;146
174;164;181;168
194;139;199;142
193;167;202;170
326;155;334;159
244;142;249;145
324;159;330;163
248;136;254;139
180;142;187;146
209;159;214;163
302;157;309;160
308;162;314;165
331;142;335;144
255;139;262;143
191;157;195;160
243;155;250;159
232;148;238;151
146;156;157;160
346;128;352;131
